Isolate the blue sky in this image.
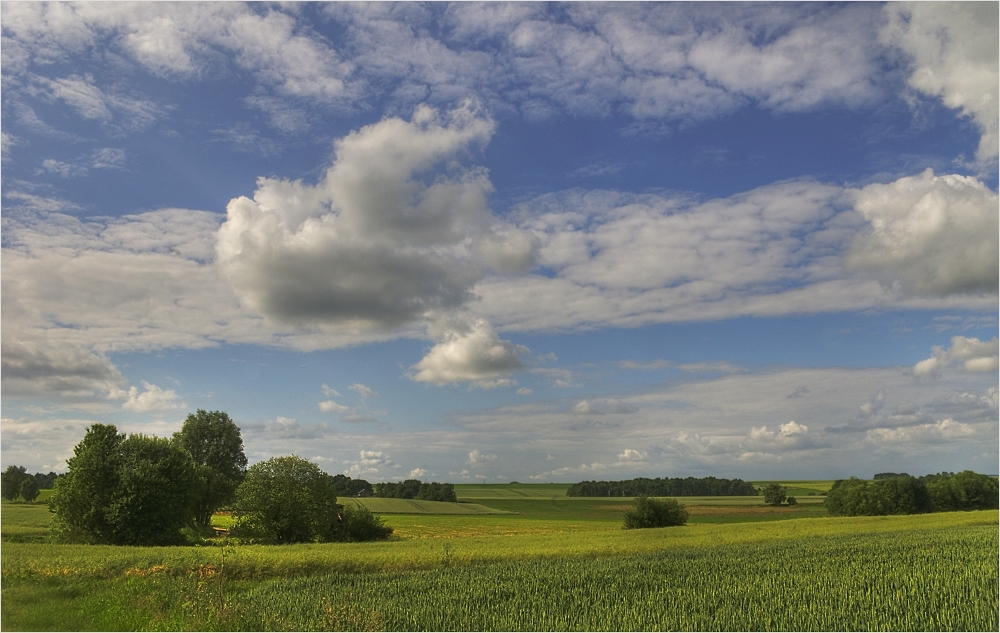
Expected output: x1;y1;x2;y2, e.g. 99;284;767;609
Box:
2;2;997;482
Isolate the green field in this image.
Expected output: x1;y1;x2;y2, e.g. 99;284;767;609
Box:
2;483;997;631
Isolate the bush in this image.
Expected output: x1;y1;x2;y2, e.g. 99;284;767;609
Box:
786;496;797;506
342;503;393;542
623;495;688;529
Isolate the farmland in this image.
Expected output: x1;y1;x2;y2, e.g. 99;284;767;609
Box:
2;482;997;631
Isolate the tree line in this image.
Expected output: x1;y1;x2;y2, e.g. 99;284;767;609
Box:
567;476;758;497
1;467;59;502
44;410;394;546
825;471;998;516
374;479;457;502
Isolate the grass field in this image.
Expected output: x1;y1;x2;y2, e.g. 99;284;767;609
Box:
2;483;996;631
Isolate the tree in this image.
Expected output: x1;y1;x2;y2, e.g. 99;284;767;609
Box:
18;477;40;503
925;471;999;511
230;456;343;544
786;496;797;506
342;503;393;542
174;410;247;527
2;465;29;501
622;495;689;529
50;424;203;545
762;484;787;506
824;476;932;516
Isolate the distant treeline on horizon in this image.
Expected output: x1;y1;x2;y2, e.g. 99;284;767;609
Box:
566;477;758;497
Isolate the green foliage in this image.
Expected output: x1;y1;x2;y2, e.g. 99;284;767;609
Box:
786;496;797;506
924;471;999;511
174;410;248;527
373;480;457;502
329;474;372;497
50;425;202;545
874;472;911;480
568;476;757;497
825;476;933;516
342;503;393;542
622;495;688;529
763;483;787;506
230;456;343;544
2;465;29;501
18;477;40;503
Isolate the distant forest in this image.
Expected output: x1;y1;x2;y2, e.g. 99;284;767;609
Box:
567;477;758;497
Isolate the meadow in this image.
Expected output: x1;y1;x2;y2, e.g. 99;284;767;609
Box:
2;482;997;631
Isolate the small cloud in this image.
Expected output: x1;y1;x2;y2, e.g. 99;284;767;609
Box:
322;384;341;397
318;400;348;413
573;401;593;415
116;381;184;412
618;448;647;462
515;387;533;395
349;383;378;398
913;336;999;378
341;413;375;424
408;467;427;479
467;449;497;466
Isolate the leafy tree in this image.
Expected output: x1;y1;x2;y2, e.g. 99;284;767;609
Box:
50;425;202;545
1;465;29;501
786;496;797;506
230;456;343;544
329;474;373;497
924;471;999;511
762;484;787;506
18;477;40;503
622;495;688;529
824;476;932;516
174;410;248;527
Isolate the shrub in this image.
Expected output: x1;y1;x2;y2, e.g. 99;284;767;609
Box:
786;496;797;506
343;503;393;542
622;495;688;529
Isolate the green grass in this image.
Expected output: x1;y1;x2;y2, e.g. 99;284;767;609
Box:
343;498;509;515
454;483;572;499
3;516;995;631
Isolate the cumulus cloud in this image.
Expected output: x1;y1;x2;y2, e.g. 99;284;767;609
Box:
618;448;647;462
881;2;999;162
217;102;536;332
408;467;427;479
116;381;184;412
467;449;497;466
847;170;999;296
913;336;999;378
410;318;528;388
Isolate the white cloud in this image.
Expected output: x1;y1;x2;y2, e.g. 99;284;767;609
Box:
881;2;999;162
40;158;87;178
117;381;184;412
30;73;163;132
349;383;378;399
847;170;999;296
318;400;348;413
866;418;976;445
618;448;646;462
216;102;536;331
467;449;497;466
913;336;999;378
515;387;533;396
410;318;528;388
1;337;126;397
408;467;427;479
321;384;341;397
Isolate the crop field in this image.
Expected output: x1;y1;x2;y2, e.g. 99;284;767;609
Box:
2;483;997;631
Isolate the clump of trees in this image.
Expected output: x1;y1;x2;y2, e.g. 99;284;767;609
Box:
230;456;392;544
825;471;998;516
329;474;373;497
50;424;204;545
622;495;688;529
761;484;796;506
2;466;59;502
568;476;757;497
374;479;457;502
